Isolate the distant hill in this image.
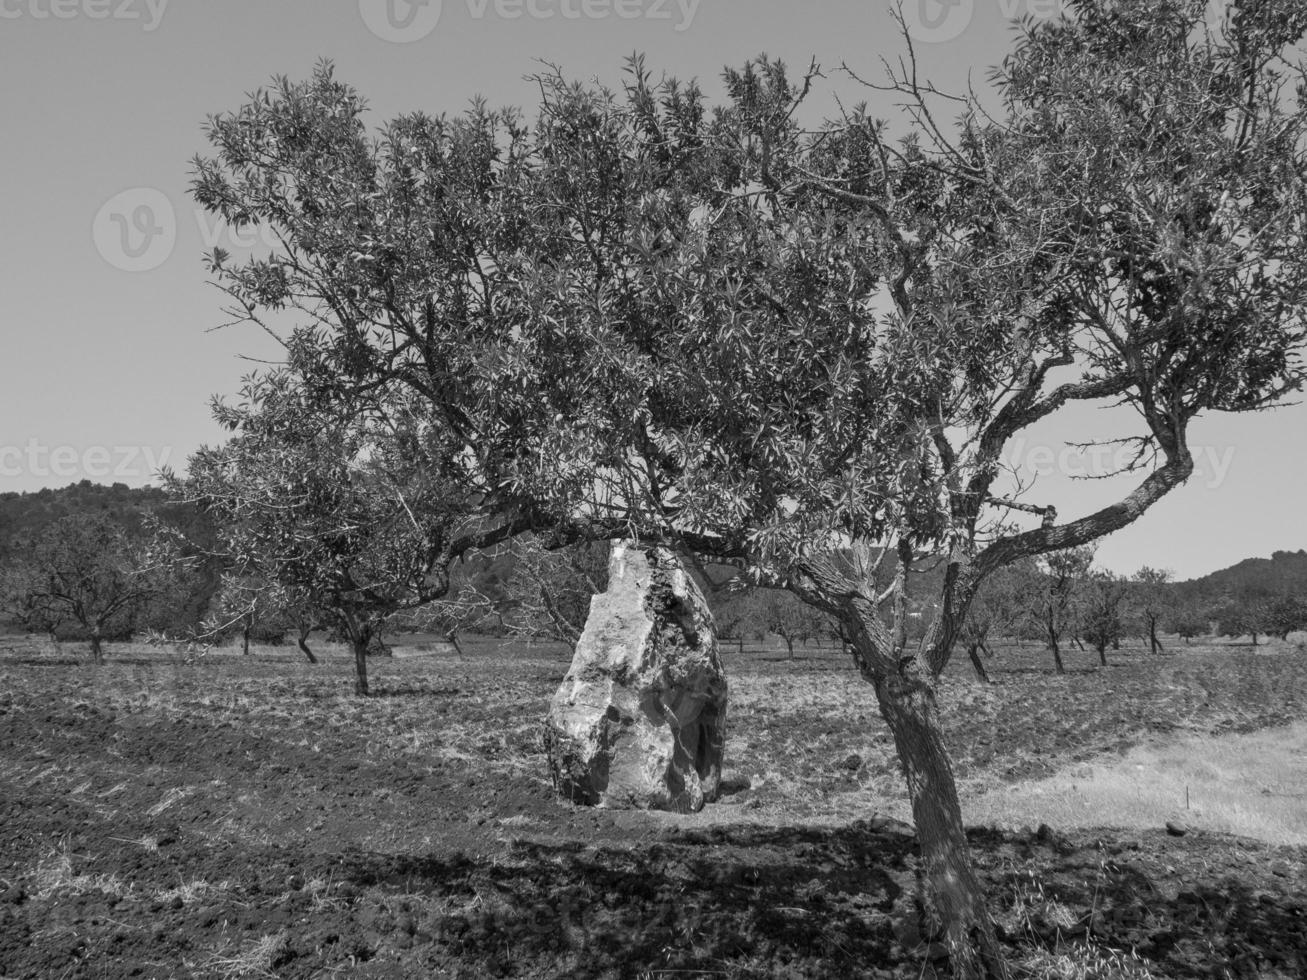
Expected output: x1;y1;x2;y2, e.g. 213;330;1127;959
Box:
0;481;177;559
1174;549;1307;603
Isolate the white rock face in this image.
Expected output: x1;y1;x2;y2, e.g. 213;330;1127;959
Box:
543;542;727;812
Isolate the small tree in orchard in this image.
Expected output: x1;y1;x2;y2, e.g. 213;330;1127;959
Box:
1166;599;1211;644
1266;594;1307;640
960;561;1032;682
177;375;534;695
206;572;323;662
192;4;1307;973
210;572;282;656
1;513;176;664
758;587;834;656
1132;566;1173;654
1080;570;1131;665
496;536;609;651
1027;547;1095;674
1215;585;1276;644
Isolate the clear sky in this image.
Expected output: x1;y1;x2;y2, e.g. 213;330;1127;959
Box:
0;0;1303;580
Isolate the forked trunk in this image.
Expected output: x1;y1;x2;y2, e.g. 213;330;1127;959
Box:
873;669;1009;979
784;636;796;658
297;628;317;664
1148;616;1164;655
967;643;990;684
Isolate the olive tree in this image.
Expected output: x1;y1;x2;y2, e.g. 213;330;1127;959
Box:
1132;566;1173;654
2;513;177;664
1028;547;1096;674
177;375;539;695
959;561;1033;682
190;3;1307;973
1080;570;1131;665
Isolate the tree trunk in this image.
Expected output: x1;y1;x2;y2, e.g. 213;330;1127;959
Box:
784;636;795;658
873;670;1009;979
352;635;370;696
1250;631;1259;646
1072;634;1085;651
242;622;251;656
447;630;464;659
1096;642;1108;667
89;626;104;666
343;616;373;697
1148;616;1164;655
1050;637;1065;674
297;628;317;664
967;643;990;684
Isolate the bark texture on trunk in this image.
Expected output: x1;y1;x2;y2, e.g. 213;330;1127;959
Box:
352;637;370;696
792;549;1010;979
874;668;1009;980
89;627;104;666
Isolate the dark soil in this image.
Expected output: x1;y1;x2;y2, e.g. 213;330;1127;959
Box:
1;637;1304;978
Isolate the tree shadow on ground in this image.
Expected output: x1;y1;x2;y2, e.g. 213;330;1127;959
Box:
342;821;918;978
331;823;1307;979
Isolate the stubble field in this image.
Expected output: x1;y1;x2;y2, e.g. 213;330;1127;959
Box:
1;634;1305;979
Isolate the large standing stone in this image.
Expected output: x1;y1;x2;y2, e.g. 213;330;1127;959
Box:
543;542;727;813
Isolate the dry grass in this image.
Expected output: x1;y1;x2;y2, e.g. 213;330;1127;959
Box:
204;931;288;980
29;842;134;901
1012;944;1159;980
967;721;1307;844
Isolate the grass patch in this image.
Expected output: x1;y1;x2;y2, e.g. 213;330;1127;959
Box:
967;721;1307;844
30;842;134;900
